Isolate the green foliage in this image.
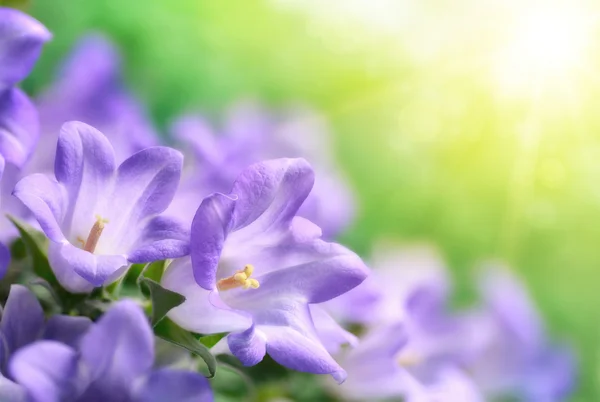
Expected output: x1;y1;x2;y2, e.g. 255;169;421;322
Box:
136;260;186;326
154;317;218;378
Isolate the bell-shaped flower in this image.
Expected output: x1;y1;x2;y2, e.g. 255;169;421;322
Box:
464;266;576;401
13;121;188;292
0;285;92;402
0;7;50;167
165;102;354;238
8;299;213;402
0;8;50;277
336;323;483;402
162;158;368;382
30;34;158;174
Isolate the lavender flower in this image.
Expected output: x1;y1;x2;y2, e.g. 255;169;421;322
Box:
0;7;50;167
337;323;483;402
464;266;576;401
166;102;354;238
0;285;92;401
0;8;51;276
162;158;368;382
329;247;482;401
13;121;188;292
30;34;158;174
7;298;213;402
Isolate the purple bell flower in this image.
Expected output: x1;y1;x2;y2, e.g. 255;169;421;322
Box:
0;285;92;402
464;266;577;401
13;121;189;292
162;158;368;382
6;298;213;402
166;102;355;238
30;34;158;174
0;8;51;277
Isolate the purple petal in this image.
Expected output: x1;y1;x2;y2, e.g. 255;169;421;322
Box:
191;193;236;290
162;257;251;334
13;173;66;243
135;369;214;402
0;88;39;167
0;8;50;87
79;300;154;392
43;315;92;348
310;305;357;354
0;376;26;402
104;147;182;247
0;285;44;354
0;240;9;279
9;340;78;402
261;324;346;383
229;158;314;232
225;244;367;307
128;216;189;263
48;242;127;289
54;121;115;237
478;266;543;350
227;325;266;366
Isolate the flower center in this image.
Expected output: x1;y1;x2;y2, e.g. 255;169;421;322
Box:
77;215;108;253
396;350;422;368
217;264;260;291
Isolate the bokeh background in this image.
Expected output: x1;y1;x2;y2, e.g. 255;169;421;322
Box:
10;0;600;399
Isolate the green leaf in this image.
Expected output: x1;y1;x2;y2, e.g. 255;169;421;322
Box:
154;318;217;378
199;332;227;349
139;277;185;326
136;260;184;326
7;215;57;285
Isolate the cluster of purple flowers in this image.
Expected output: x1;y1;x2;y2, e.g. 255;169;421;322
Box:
0;7;576;402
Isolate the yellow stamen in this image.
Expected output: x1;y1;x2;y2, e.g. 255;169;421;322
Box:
396;351;422;368
82;215;108;253
217;264;260;291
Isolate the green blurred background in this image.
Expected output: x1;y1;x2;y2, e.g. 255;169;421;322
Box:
13;0;600;399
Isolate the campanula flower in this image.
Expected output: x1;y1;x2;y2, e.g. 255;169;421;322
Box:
162;158;368;382
0;8;50;277
30;34;158;174
465;266;576;401
0;285;92;401
166;102;354;238
0;7;50;167
8;299;213;402
336;323;483;402
324;245;449;325
13;121;188;292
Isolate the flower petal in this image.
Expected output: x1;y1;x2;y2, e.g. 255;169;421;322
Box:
54;121;116;238
9;340;79;402
261;324;346;383
227;324;266;366
48;242;127;290
43;315;92;348
0;376;26;402
162;257;251;334
79;300;154;396
134;369;214;402
0;88;39;167
0;241;9;279
310;305;358;354
225;244;368;307
229;158;314;234
100;147;182;251
190;193;236;290
128;216;189;263
0;8;51;87
0;285;44;354
13;173;66;243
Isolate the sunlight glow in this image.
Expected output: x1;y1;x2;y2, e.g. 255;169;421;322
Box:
493;4;595;95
